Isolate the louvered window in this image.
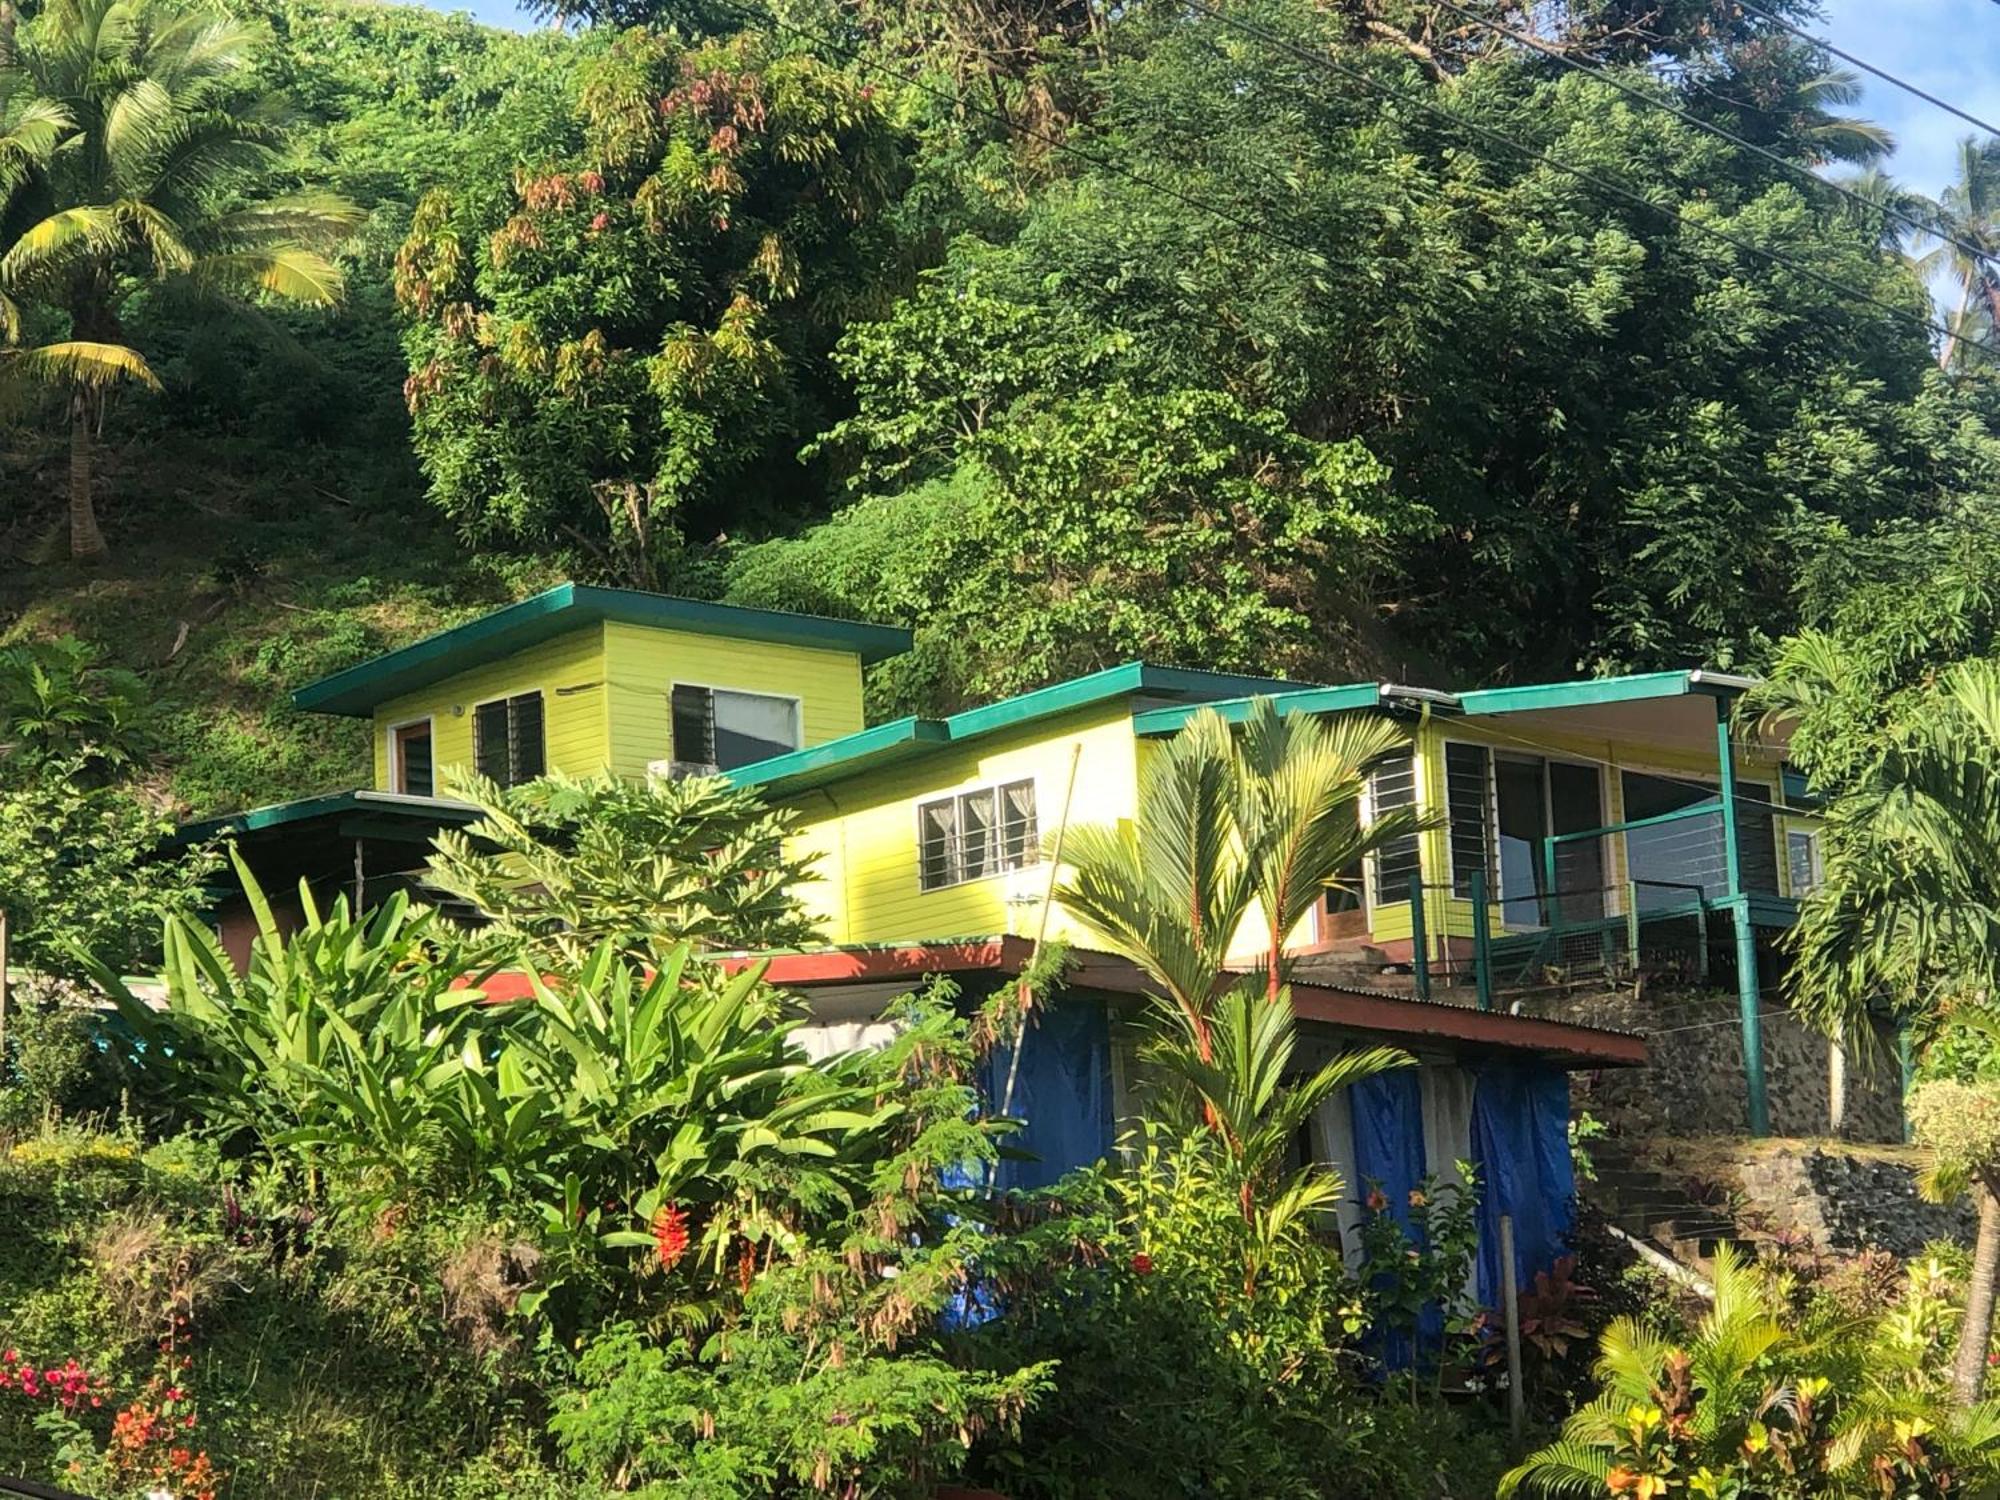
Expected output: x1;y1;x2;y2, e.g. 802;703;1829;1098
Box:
1445;743;1495;898
473;691;546;787
1368;751;1422;904
670;684;799;771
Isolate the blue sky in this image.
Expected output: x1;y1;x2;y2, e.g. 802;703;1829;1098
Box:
430;0;1998;212
1820;0;2000;206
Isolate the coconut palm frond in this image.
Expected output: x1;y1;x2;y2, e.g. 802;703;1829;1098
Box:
192;245;344;305
10;339;160;389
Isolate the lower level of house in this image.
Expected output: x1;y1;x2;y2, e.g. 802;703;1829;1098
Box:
764;937;1644;1309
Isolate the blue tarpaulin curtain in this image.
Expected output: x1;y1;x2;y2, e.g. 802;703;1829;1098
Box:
1348;1068;1431;1368
981;998;1115;1192
1469;1065;1576;1308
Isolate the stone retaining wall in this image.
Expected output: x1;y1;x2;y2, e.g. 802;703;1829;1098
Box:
1524;989;1904;1143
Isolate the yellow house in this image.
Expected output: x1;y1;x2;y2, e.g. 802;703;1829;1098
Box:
289;582;910;794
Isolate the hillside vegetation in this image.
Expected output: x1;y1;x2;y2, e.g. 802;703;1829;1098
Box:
5;0;1999;815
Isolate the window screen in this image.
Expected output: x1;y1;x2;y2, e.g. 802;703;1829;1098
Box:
1444;743;1493;898
918;778;1039;891
1368;751;1421;904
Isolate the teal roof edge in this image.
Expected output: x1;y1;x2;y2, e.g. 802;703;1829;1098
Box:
293;583;914;718
1131;682;1388;737
728;662;1325;798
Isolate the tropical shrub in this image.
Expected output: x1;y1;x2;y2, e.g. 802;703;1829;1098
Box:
0;637;157;786
1502;1246;2000;1498
93;865;903;1327
0;762;217;980
424;768;822;965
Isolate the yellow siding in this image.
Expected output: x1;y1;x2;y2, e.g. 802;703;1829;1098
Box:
371;626;610;789
600;622;866;779
782;706;1139;945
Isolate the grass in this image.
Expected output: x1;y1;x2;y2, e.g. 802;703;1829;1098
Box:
1;422;560;817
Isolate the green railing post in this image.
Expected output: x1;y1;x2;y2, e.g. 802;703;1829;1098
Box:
1715;696;1769;1137
1471;867;1494;1011
1541;835;1558;930
1625;882;1640;974
1407;872;1431;1002
1693;898;1710;983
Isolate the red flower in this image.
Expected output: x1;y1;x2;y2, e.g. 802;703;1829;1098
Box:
1130;1253;1154;1276
651;1203;690;1271
589;212;610;232
1365;1187;1388;1214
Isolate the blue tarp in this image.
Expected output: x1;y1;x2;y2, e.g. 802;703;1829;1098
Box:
1349;1068;1430;1368
980;998;1115;1192
1469;1065;1575;1309
1349;1068;1427;1233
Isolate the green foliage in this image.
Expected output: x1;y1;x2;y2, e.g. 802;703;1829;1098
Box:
1505;1247;2000;1498
424;768;822;967
0;636;156;785
0;0;360;559
395;27;901;574
0;988;93;1135
0;761;216;979
1785;659;2000;1042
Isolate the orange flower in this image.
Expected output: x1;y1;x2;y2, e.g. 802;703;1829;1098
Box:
651;1204;690;1271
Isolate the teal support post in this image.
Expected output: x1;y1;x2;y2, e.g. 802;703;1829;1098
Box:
1471;867;1494;1011
1715;696;1769;1137
1408;872;1431;1003
1542;836;1558;929
1625;883;1641;974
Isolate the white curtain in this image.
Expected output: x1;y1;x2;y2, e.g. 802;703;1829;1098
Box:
1313;1090;1365;1266
794;1018;900;1062
1420;1064;1479;1301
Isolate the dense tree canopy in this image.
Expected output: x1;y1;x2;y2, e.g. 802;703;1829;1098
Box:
9;0;2000;805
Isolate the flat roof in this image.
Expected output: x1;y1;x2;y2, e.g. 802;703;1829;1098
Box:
174;789;481;844
726;661;1327;798
293;583;915;718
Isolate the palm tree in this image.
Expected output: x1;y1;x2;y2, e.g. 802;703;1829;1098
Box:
1058;698;1430;1050
0;0;357;560
1929;137;2000;373
1785;659;2000;1405
1786;67;1895;167
1056;698;1427;1267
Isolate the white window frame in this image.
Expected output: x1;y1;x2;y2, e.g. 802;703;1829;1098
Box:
385;714;436;797
1359;748;1422;929
668;680;804;771
471;688;547;788
915;775;1041;893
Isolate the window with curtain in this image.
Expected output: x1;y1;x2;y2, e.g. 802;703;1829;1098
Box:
1444;743;1493;898
1368;751;1421;904
917;778;1039;891
670;685;800;771
473;692;545;787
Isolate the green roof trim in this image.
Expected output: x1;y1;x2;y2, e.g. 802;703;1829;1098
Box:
1131;683;1388;737
722;717;951;797
1455;669;1759;717
174;789;481;845
727;662;1323;799
293;583;914;718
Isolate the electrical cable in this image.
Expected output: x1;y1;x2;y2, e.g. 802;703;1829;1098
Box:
1730;0;2000;144
1422;0;1995;275
1173;0;2000;362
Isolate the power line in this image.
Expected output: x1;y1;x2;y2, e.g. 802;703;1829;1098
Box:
1730;0;2000;144
1175;0;2000;362
1425;0;1995;272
